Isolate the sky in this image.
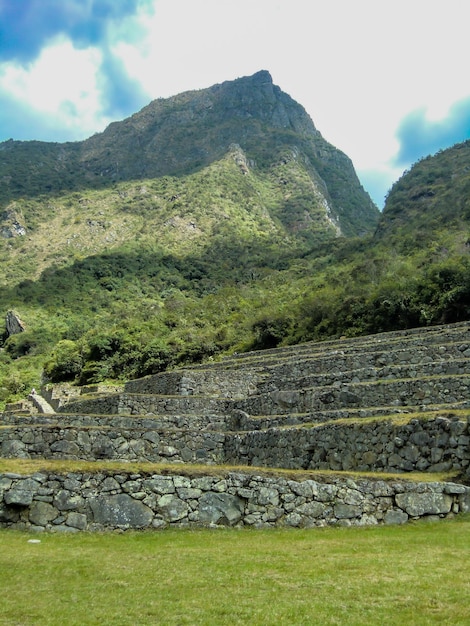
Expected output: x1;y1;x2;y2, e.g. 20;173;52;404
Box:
1;0;470;208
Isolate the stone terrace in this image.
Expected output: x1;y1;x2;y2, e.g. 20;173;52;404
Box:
1;322;470;531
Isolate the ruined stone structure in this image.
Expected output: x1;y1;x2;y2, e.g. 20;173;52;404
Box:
1;322;470;531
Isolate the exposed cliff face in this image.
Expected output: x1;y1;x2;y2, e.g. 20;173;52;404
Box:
0;71;379;237
5;310;25;337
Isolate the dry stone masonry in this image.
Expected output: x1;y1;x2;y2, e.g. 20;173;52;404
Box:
1;470;468;532
1;321;470;531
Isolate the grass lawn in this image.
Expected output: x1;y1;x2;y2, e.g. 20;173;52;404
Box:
0;516;469;625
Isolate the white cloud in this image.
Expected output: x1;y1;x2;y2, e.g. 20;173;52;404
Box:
0;36;110;138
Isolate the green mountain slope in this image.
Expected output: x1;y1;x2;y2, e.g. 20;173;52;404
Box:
376;139;470;248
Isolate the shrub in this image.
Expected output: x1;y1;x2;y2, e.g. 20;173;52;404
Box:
43;340;84;382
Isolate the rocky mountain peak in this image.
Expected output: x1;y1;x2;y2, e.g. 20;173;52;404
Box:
0;71;379;237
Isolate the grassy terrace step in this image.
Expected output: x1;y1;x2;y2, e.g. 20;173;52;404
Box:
192;322;470;370
225;410;470;474
199;340;470;374
3;404;469;434
255;358;470;394
235;373;470;415
124;347;470;401
1;412;230;429
0;457;459;484
52;373;470;420
236;403;470;429
278;408;470;431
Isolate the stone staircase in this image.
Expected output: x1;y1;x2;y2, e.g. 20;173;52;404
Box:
1;321;470;531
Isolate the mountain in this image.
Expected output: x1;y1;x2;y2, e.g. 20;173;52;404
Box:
375;139;470;246
0;70;379;238
1;72;469;402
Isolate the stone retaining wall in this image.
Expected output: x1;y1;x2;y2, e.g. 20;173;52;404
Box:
0;412;229;431
2;415;470;478
1;470;468;532
235;375;470;415
225;414;470;475
59;393;230;417
125;370;260;399
122;345;470;399
0;426;225;464
256;358;470;396
58;376;470;420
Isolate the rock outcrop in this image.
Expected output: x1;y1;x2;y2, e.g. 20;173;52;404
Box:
5;310;25;337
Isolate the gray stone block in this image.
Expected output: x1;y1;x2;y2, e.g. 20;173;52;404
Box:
198;492;244;525
395;492;452;516
89;494;153;528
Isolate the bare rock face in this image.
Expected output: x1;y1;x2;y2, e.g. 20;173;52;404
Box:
5;310;25;337
1;209;26;238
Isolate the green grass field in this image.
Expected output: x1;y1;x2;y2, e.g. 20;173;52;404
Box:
1;516;469;625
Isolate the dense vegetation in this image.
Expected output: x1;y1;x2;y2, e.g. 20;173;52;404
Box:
1;74;469;406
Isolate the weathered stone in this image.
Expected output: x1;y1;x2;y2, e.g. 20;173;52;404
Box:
257;487;279;506
101;477;121;492
4;478;39;506
395;492;453;516
458;492;470;513
198;492;244;525
285;512;302;527
51;524;79;533
334;503;362;519
29;501;57;526
173;476;191;489
122;480;142;494
50;440;80;456
1;440;29;458
5;310;25;336
443;483;467;495
339;390;360;405
192;476;217;491
54;490;83;511
0;476;13;491
143;431;160;444
360;450;376;465
158;445;179;457
177;487;202;500
297;501;326;518
89;494;153;528
66;512;88;530
157;495;189;522
384;509;409;525
287;480;318;498
401;445;420;463
145;476;175;494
